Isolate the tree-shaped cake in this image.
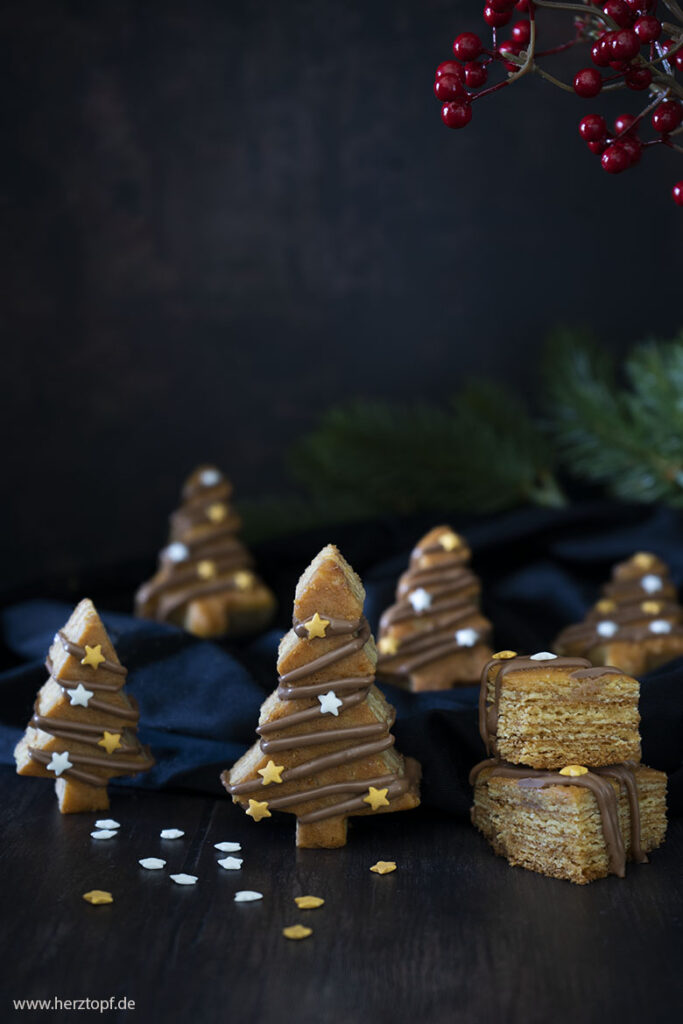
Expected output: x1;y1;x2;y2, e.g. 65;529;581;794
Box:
14;598;154;813
223;544;421;848
555;551;683;676
135;464;276;638
376;526;492;691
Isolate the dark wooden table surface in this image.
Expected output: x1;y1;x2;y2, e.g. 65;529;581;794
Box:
2;766;681;1024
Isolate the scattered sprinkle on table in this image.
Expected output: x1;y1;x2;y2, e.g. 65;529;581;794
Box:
217;856;243;870
170;874;197;885
283;925;312;940
234;891;263;903
83;890;113;905
294;896;324;909
94;819;120;830
139;858;166;870
90;829;117;840
160;829;185;839
214;842;241;852
370;861;397;875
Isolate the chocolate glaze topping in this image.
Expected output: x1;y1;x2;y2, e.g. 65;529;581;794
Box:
228;614;415;823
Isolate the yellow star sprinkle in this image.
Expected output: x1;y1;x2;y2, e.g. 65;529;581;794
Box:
304;612;330;639
245;799;271;822
283;925;312;940
258;760;285;786
559;765;589;777
492;650;517;660
97;731;122;755
81;644;106;670
378;636;398;656
197;560;216;579
370;861;396;875
363;786;390;811
641;601;661;615
596;599;616;614
294;896;325;909
206;502;227;523
234;571;254;590
439;531;462;551
82;890;113;905
633;552;654;569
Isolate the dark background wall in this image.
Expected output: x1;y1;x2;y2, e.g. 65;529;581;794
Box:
3;0;680;591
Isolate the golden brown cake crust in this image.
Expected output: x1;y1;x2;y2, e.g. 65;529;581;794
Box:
223;543;421;848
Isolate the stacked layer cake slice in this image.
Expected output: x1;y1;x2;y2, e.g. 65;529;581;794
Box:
470;650;667;884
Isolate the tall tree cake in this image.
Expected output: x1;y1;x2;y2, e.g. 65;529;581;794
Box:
14;599;154;813
135;465;276;638
376;526;492;690
471;650;667;884
223;544;421;848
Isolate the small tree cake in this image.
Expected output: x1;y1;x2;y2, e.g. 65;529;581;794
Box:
556;552;683;676
14;598;154;813
479;651;641;770
470;760;667;885
135;464;276;638
223;544;421;848
376;526;492;691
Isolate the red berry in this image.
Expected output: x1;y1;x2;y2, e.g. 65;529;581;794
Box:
574;68;603;97
601;142;631;173
488;0;516;10
515;0;530;9
453;33;483;62
633;15;660;42
610;29;640;60
579;113;608;141
625;66;652;89
652;100;683;134
434;74;467;101
511;20;531;45
672;181;683;207
436;61;466;81
591;36;613;66
498;40;521;71
619;136;642;166
587;138;610;155
464;61;488;88
441;100;473;129
663;40;683;72
614;113;637;135
483;6;512;27
602;1;633;28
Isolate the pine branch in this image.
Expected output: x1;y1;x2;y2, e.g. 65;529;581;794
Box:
545;329;683;505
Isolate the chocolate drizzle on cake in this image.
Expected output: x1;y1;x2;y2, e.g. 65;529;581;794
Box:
227;613;416;824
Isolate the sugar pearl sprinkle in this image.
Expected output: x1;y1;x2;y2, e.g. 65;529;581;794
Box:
90;829;117;840
234;891;263;903
641;575;663;594
139;858;166;870
199;468;222;486
529;652;557;661
160;829;185;840
597;621;619;638
166;542;189;563
94;819;120;830
455;627;479;647
409;588;432;613
217;856;243;871
170;874;198;886
649;620;672;634
214;842;241;852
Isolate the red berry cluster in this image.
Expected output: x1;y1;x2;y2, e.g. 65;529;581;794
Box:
434;1;683;205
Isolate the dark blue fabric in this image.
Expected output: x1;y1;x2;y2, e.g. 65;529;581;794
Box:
1;501;682;815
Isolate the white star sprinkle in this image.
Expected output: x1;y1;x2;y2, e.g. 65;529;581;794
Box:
409;588;432;613
166;542;189;563
641;574;663;594
68;683;94;708
95;819;120;830
170;874;197;885
597;621;619;638
139;858;166;870
160;829;185;839
529;652;557;661
234;891;263;902
199;468;222;486
90;829;117;840
649;619;672;634
217;856;243;870
455;628;479;647
214;842;241;852
46;751;72;776
318;690;343;716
